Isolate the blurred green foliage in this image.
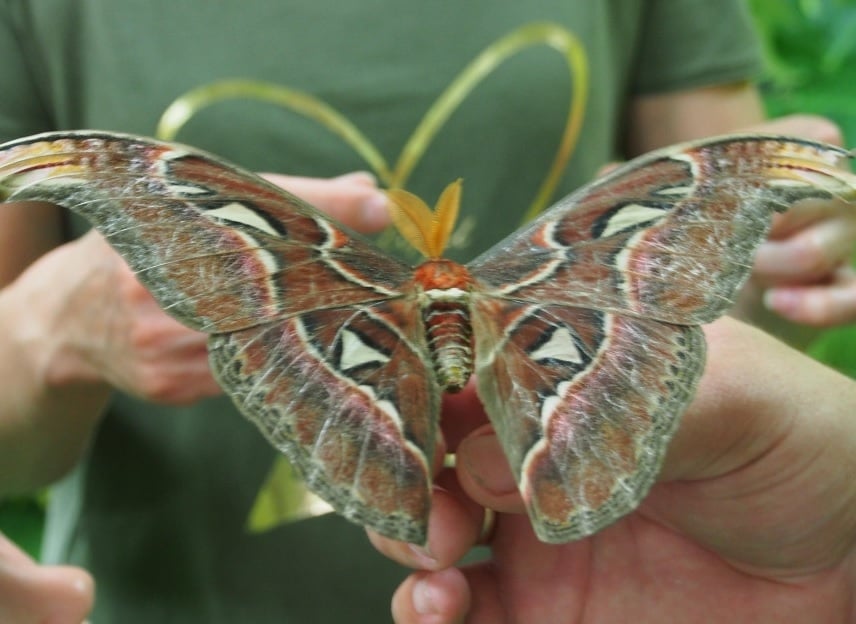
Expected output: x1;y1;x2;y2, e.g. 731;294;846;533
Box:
0;497;44;557
750;0;856;136
749;0;856;375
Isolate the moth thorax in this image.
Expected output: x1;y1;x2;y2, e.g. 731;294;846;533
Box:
413;259;475;392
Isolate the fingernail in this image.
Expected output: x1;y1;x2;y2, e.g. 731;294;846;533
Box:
462;433;518;495
336;171;377;186
72;574;93;594
359;193;391;230
407;543;438;569
753;242;789;271
764;288;800;314
412;577;440;615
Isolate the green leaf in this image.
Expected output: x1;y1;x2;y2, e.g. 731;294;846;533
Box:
246;457;333;533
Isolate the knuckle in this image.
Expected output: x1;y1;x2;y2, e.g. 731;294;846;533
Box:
125;320;159;352
786;291;852;328
789;236;837;277
134;363;175;402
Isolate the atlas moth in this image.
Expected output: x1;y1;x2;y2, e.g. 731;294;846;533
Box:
1;130;853;545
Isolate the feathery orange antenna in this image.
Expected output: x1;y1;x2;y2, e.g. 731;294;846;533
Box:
386;179;462;259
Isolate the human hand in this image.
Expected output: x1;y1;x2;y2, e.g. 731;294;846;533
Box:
261;171;391;233
370;317;856;623
733;115;856;337
0;531;93;624
16;228;222;404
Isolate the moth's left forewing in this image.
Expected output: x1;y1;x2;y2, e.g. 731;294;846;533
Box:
469;136;856;326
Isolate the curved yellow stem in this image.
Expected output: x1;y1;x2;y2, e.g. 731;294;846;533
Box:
519;25;588;222
156;22;586;229
156;79;394;183
395;22;587;222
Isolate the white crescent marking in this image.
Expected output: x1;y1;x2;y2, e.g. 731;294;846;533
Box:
768;177;813;188
168;182;212;196
654;185;693;196
340;328;390;370
600;204;666;238
529;326;583;364
205;202;281;237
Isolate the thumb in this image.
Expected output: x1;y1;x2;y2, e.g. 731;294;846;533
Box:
0;532;95;624
261;171;391;233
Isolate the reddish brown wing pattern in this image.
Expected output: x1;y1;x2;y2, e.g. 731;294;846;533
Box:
3;131;855;546
0;131;438;544
210;299;438;543
470;299;703;542
470;136;856;324
468;136;856;542
0;132;413;331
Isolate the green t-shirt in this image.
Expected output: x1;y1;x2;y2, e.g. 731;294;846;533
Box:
0;1;761;622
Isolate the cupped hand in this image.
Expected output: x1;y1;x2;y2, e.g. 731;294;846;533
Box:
371;317;856;623
0;531;93;624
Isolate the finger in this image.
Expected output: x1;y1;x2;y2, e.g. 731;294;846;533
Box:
458;515;582;624
0;533;94;624
260;171;390;232
744;114;844;146
105;276;223;404
752;216;856;286
0;531;33;566
765;265;856;326
596;161;622;177
391;568;471;624
367;469;483;570
767;197;853;240
456;426;526;515
440;379;490;452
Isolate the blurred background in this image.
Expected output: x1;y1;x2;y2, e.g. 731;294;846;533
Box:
2;0;856;560
751;0;856;375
